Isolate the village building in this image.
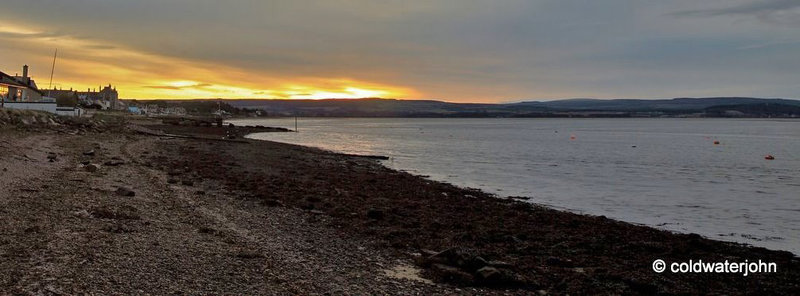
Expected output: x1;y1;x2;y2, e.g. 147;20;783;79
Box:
1;65;83;116
76;84;123;110
0;65;44;104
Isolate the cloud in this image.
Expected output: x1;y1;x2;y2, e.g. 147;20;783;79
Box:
145;83;213;90
673;0;800;25
1;1;799;101
83;44;117;50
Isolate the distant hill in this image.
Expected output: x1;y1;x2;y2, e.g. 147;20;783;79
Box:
704;103;800;117
129;97;800;118
511;97;800;111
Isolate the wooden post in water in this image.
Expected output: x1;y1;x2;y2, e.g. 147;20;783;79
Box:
295;115;298;132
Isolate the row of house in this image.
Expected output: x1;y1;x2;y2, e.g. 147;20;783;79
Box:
0;65;44;103
0;65;83;115
1;64;123;116
45;84;123;110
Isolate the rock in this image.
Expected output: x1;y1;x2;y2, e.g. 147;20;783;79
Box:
74;209;92;218
83;149;96;156
85;163;99;172
470;256;489;270
430;264;474;286
366;208;384;220
47;153;58;161
115;187;136;197
181;180;194;186
475;266;502;284
426;247;485;270
420;249;438;257
104;160;125;166
263;199;283;207
309;210;325;215
167;178;178;184
546;256;574;268
487;260;514;269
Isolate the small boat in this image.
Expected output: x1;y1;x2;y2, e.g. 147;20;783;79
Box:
765;155;775;160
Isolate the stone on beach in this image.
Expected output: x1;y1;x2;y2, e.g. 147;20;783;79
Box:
366;208;384;220
84;163;100;172
115;187;136;197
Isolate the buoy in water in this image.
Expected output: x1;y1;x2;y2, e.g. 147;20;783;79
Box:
570;134;576;140
765;155;775;160
713;140;720;145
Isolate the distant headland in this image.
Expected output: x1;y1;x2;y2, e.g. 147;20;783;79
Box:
123;97;800;118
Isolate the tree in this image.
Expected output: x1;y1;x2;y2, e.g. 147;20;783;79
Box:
56;93;78;107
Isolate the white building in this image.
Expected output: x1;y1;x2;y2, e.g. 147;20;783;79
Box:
1;65;82;116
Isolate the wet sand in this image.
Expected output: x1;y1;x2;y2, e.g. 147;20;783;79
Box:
0;114;797;294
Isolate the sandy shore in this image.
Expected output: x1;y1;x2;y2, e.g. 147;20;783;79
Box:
0;113;797;294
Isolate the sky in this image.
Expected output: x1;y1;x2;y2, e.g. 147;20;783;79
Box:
1;0;799;102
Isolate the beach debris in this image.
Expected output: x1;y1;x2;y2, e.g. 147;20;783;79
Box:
83;149;96;156
765;154;775;160
47;152;58;162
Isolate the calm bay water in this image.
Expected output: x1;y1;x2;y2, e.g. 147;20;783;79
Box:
230;118;800;254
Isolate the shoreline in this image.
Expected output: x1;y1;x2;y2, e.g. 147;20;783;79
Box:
154;121;798;294
237;118;799;256
0;113;797;294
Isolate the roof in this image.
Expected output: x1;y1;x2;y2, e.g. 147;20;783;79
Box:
0;70;44;95
0;71;26;88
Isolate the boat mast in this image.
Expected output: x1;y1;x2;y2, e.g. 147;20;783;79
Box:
48;48;58;92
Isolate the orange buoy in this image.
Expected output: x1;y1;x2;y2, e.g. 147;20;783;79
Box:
765;155;775;160
713;140;720;145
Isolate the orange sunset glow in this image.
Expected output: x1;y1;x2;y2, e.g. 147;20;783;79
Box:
0;24;415;100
